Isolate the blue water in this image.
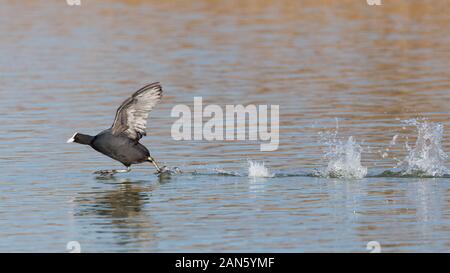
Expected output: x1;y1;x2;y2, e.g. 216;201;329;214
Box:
0;0;449;252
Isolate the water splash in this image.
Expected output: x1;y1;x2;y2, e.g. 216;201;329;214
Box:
399;119;448;177
212;168;241;176
159;166;182;174
379;134;398;159
315;130;367;179
390;134;399;146
248;161;274;178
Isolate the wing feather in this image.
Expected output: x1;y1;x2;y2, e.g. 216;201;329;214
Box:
111;82;162;140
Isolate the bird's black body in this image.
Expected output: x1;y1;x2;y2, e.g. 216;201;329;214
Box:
91;129;150;167
68;82;163;175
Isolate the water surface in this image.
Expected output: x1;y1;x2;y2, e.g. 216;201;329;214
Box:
0;0;449;252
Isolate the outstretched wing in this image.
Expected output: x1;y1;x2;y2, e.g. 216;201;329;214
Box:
111;82;162;140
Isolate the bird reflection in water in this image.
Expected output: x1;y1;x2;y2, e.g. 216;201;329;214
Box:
74;179;165;249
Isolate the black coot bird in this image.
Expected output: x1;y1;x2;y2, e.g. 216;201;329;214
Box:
67;82;163;175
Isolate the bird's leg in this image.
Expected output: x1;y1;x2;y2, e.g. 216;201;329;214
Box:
148;156;161;173
94;166;131;176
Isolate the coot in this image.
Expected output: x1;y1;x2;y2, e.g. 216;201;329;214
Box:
67;82;163;175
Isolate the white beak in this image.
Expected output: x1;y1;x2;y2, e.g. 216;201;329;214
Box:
67;132;77;143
